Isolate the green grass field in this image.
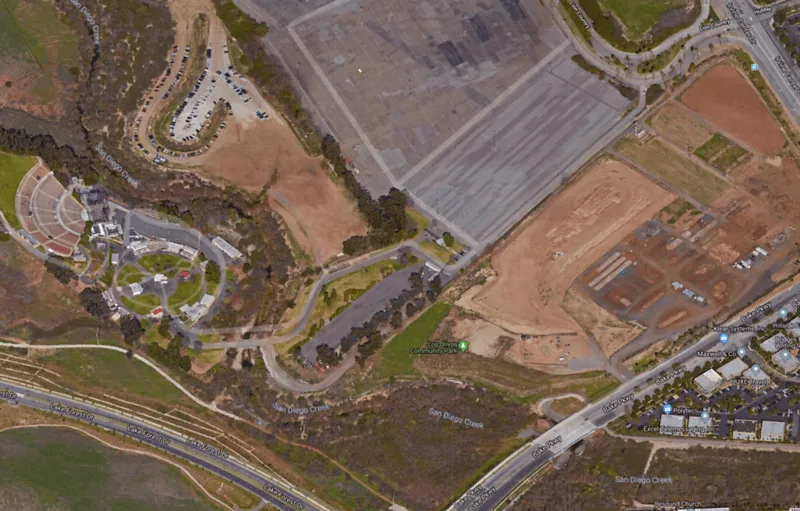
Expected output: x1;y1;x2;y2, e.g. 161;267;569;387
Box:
116;265;145;286
615;137;728;205
368;302;452;382
714;144;748;172
420;240;453;265
637;37;688;74
138;254;185;273
0;0;82;105
121;294;161;315
0;427;221;510
36;349;187;404
0;151;36;229
168;275;204;310
693;133;731;161
405;207;429;234
600;0;685;40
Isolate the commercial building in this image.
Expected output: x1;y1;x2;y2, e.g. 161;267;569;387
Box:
718;358;748;381
741;365;771;388
687;415;712;436
659;414;685;435
761;334;789;354
760;420;786;442
694;369;723;395
772;349;800;374
212;236;242;260
732;419;757;441
154;273;169;284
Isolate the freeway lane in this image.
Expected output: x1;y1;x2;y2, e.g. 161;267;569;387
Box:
451;282;800;510
0;380;330;511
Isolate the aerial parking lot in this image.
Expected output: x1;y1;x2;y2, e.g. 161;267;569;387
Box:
285;0;634;245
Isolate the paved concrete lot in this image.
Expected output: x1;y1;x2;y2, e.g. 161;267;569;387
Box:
403;53;630;242
251;0;633;245
292;0;565;182
301;264;421;362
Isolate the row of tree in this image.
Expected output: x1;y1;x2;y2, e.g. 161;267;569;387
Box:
314;270;442;367
320;135;413;255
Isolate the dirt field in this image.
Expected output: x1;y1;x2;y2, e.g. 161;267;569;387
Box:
199;119;366;263
648;101;714;151
0;240;89;334
458;158;674;371
561;287;642;357
0;0;84;119
681;64;785;156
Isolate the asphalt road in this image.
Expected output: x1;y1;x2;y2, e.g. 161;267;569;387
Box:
0;379;330;511
450;282;800;510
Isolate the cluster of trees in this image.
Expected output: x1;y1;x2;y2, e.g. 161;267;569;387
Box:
0;127;100;185
79;287;110;318
157;200;194;225
119;315;145;344
147;332;192;372
46;260;77;285
314;270;443;366
320;135;412;255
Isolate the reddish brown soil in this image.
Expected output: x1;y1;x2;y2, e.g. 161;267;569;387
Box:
200;120;367;263
458;158;673;367
681;64;785;156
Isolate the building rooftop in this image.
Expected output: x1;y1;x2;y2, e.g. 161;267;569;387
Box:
732;419;757;433
659;414;685;434
760;420;786;441
694;369;723;393
772;350;800;373
761;334;789;354
687;415;711;435
718;358;748;380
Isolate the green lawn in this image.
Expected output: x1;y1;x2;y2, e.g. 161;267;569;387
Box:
0;152;36;229
600;0;685;40
615;137;728;205
714;144;748;172
138;254;185;273
637;37;688;74
121;294;162;315
694;133;731;161
420;240;453;265
405;207;429;234
116;264;145;286
0;428;220;510
37;348;187;404
369;302;452;382
168;275;204;310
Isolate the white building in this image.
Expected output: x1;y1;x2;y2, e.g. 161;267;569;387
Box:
687;415;712;436
761;334;789;353
718;358;748;380
129;282;143;296
760;420;786;442
212;236;242;260
154;273;168;284
741;365;771;388
694;369;723;395
772;349;800;373
660;414;685;435
199;293;215;308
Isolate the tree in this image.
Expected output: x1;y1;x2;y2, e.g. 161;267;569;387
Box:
405;302;418;318
45;260;76;285
442;232;454;247
119;315;145;345
157;317;171;338
316;344;342;366
390;310;403;329
79;287;111;318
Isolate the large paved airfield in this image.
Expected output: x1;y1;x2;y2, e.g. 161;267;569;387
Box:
256;0;634;247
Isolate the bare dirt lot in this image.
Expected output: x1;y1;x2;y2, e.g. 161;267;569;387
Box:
196;93;366;266
458;158;673;371
681;64;785;156
727;155;800;225
648;100;714;151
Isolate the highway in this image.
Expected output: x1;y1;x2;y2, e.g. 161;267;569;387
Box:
0;378;331;511
450;281;800;511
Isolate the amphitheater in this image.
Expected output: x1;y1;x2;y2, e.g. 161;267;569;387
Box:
14;159;87;256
